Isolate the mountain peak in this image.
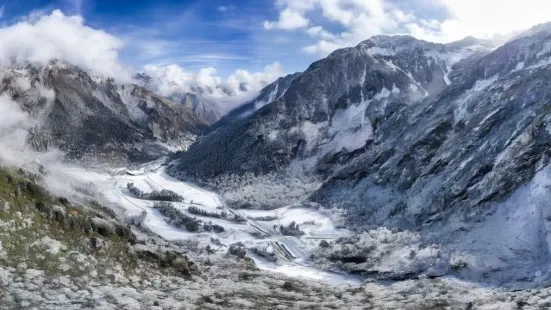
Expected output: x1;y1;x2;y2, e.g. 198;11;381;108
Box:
355;35;443;56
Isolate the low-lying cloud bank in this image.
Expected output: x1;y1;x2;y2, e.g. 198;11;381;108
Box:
0;95;32;165
0;87;113;204
143;62;283;113
0;10;129;82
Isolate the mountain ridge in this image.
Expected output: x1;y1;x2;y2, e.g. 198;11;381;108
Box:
169;34;493;178
167;27;551;285
211;72;302;130
0;60;208;164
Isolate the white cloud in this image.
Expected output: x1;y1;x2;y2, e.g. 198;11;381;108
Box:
265;0;412;55
218;5;235;12
144;62;283;113
437;0;551;39
0;94;33;165
0;95;29;130
265;0;551;56
0;9;287;113
306;26;335;40
0;10;130;82
264;8;310;30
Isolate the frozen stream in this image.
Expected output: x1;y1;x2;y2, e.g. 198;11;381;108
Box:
61;160;361;285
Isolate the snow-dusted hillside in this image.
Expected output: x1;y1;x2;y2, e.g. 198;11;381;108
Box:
167;26;551;286
68;160;359;284
212;72;301;130
0;60;207;164
170;35;493;178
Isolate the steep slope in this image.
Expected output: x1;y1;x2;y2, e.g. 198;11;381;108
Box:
169;92;221;125
212;72;301;130
314;29;551;225
0;61;207;163
5;162;548;310
309;29;551;283
169;36;491;178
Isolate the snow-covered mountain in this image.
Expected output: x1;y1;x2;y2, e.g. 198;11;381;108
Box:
0;60;207;163
168;29;551;285
212;72;301;130
311;30;551;283
170;35;493;177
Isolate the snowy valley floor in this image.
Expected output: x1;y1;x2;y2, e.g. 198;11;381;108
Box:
61;160;359;285
2;160;551;309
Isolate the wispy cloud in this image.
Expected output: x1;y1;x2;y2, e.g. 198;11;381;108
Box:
109;2;271;75
218;5;235;12
122;35;254;72
178;54;250;63
263;0;551;57
62;0;83;14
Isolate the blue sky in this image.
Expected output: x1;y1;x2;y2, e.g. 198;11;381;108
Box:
0;0;549;106
0;0;314;76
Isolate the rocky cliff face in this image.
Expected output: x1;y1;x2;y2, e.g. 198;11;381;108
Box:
168;27;551;285
310;29;551;284
0;60;207;163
